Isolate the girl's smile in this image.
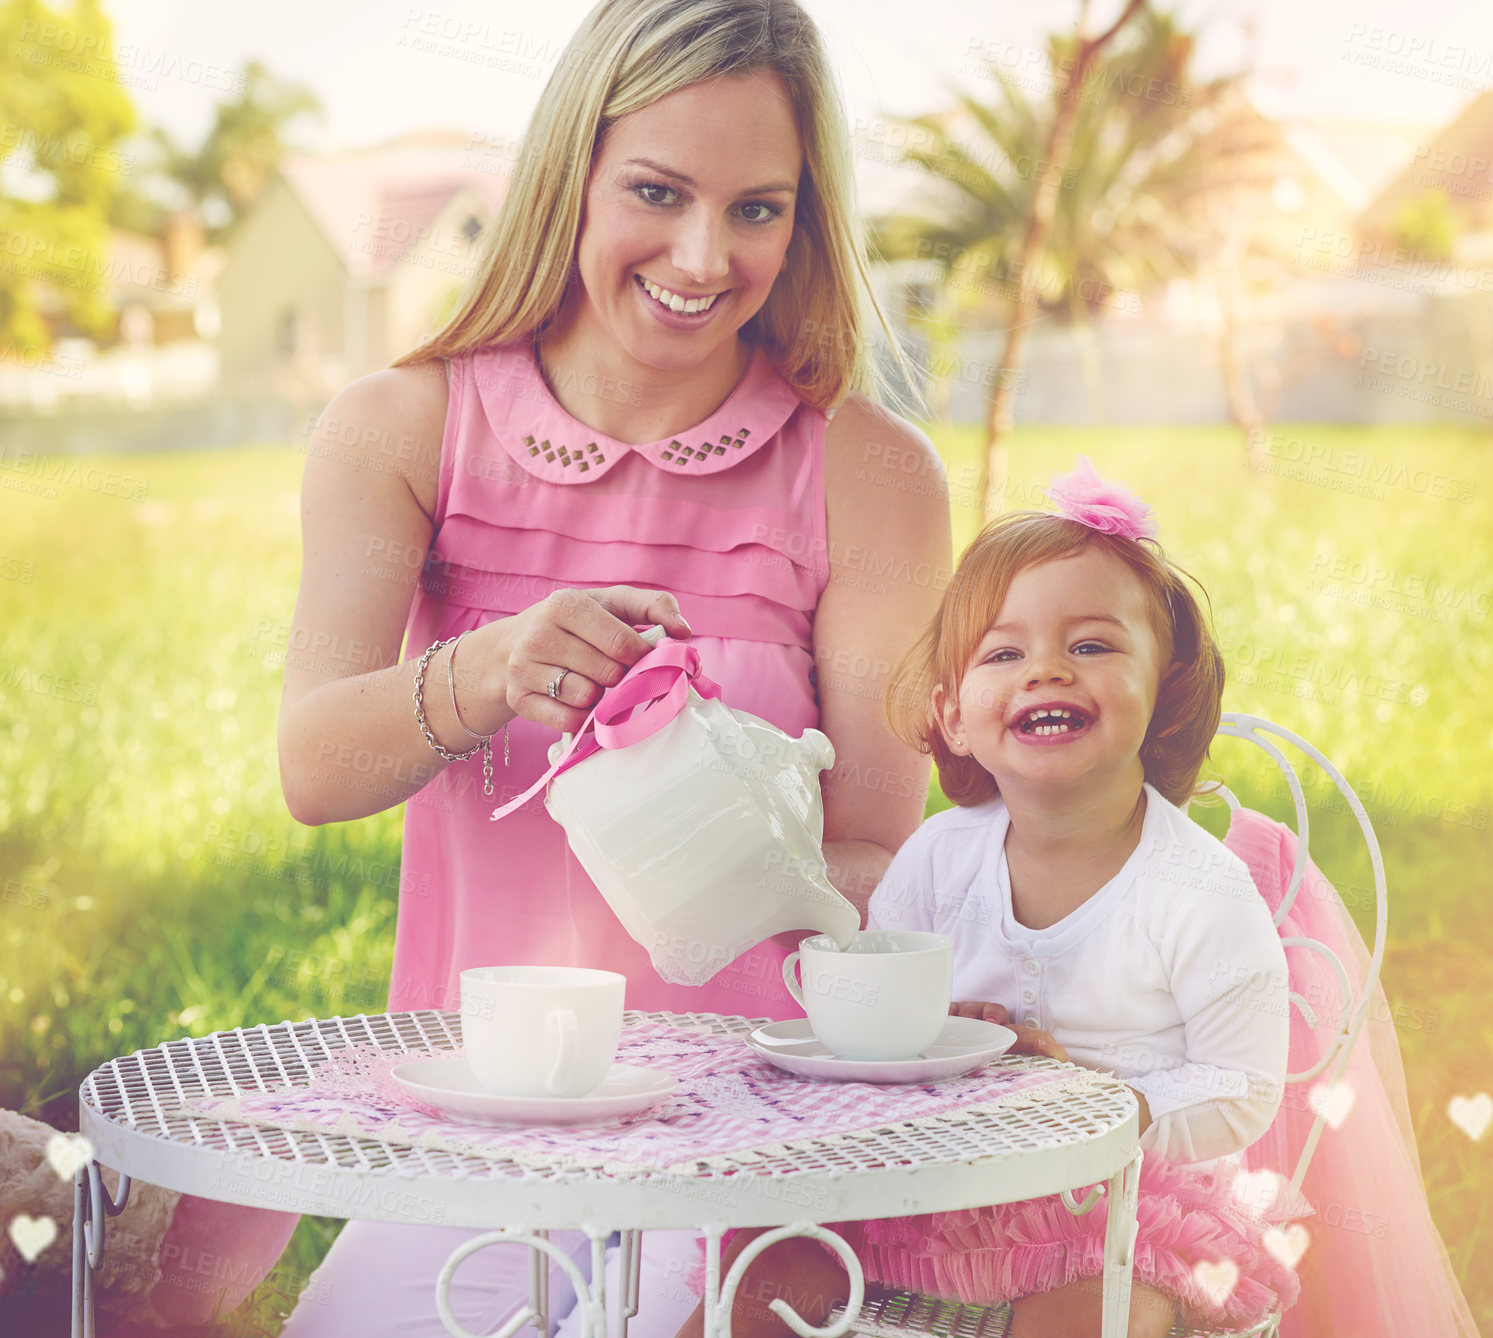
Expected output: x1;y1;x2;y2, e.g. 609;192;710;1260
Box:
1007;699;1095;744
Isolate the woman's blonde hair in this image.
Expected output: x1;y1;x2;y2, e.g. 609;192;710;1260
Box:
887;514;1227;808
393;0;918;414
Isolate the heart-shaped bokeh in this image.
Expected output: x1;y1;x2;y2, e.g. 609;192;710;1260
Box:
1263;1223;1310;1268
45;1131;95;1181
8;1213;59;1264
1231;1167;1283;1214
1309;1079;1355;1129
1447;1092;1491;1142
1193;1258;1240;1307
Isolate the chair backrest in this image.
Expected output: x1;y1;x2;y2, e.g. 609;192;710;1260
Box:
1193;711;1389;1192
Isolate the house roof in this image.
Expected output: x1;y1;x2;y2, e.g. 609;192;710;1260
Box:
1278;122;1382;215
1301;118;1433;208
277;131;512;280
1357;91;1493;238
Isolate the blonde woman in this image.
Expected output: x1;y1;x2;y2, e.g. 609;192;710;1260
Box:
276;0;950;1332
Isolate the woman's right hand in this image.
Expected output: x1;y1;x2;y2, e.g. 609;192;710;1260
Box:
486;585;693;734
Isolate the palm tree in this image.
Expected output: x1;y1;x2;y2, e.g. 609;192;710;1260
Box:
870;5;1246;513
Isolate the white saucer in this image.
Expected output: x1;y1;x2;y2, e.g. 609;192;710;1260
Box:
390;1056;678;1125
747;1016;1017;1084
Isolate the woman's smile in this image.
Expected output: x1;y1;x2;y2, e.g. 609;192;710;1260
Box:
633;272;730;326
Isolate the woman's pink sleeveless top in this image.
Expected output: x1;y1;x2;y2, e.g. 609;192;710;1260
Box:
390;339;830;1019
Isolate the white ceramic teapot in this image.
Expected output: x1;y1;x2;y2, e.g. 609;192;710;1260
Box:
539;627;860;986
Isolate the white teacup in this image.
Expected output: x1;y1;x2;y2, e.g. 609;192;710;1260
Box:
782;930;953;1061
459;966;625;1098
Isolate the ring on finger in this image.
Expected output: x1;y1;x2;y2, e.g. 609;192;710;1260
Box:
546;668;571;700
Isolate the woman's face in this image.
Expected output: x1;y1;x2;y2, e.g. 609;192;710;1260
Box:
570;69;803;371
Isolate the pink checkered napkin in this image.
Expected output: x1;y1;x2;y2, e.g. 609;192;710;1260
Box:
190;1018;1096;1174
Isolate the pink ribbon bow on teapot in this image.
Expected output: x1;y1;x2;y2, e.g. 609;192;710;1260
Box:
489;635;722;821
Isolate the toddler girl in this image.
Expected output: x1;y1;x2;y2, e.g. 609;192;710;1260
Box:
686;459;1300;1338
838;458;1299;1335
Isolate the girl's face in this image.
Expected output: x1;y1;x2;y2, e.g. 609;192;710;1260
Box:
568;69;802;372
938;547;1169;801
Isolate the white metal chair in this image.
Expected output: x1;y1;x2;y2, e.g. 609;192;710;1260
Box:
827;712;1389;1338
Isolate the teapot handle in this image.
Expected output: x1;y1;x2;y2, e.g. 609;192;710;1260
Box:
552;624;670;759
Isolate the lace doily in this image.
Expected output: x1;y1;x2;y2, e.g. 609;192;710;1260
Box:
190;1018;1108;1176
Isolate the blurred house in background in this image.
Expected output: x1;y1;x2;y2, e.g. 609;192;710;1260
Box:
216;130;510;400
1358;90;1493;261
0;210;222;415
0;131;511;453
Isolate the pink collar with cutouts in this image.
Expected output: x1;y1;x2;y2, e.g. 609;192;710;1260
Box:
471;339;804;486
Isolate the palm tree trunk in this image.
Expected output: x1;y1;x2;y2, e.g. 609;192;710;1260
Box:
1206;239;1268;468
1217;299;1266;467
979;0;1147;521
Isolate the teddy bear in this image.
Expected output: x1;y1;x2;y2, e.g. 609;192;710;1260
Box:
2;1106;299;1329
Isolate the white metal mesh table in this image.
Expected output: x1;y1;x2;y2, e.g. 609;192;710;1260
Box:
72;1009;1141;1338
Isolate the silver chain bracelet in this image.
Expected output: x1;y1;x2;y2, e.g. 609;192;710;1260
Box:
413;637;478;760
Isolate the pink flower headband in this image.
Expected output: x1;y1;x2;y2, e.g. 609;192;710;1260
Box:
1046;455;1158;541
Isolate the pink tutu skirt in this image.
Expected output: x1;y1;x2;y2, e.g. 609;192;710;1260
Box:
828;1157;1301;1331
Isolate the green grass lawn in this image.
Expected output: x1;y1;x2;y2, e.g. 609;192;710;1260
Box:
1;423;1489;1334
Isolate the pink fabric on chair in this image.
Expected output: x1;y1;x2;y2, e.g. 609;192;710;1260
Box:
1221;807;1478;1338
148;1196;300;1326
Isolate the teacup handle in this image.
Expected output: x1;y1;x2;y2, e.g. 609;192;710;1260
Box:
781;952;806;1008
545;1008;578;1095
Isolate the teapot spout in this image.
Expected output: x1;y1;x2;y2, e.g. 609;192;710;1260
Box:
760;845;861;952
810;897;861;952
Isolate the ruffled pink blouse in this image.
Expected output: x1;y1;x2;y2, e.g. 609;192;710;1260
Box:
389;339;830;1020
